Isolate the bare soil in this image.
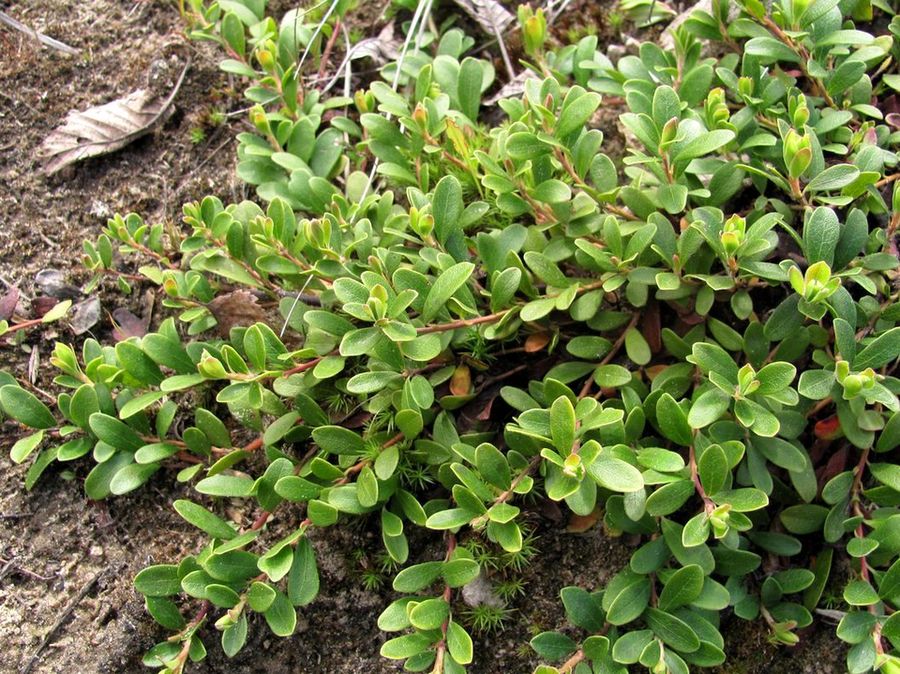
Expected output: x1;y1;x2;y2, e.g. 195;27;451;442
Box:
0;1;846;673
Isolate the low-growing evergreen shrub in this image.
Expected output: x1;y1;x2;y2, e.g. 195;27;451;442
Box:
2;0;899;672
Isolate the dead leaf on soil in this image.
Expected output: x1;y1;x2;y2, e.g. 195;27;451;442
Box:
34;269;80;300
451;0;514;35
69;296;101;335
31;296;58;318
207;289;267;337
38;61;189;175
0;286;19;320
350;22;401;65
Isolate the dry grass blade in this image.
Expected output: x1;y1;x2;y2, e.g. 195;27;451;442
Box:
0;10;80;56
38;60;190;174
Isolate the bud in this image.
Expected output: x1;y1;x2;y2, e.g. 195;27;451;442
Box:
215;613;236;630
804;261;833;300
783;129;812;179
842;374;863;398
860;368;877;388
792;0;811;22
721;231;741;255
411;212;433;239
563;453;584;479
518;5;547;57
738;76;754;98
354;90;373;113
162;278;179;299
789;265;805;295
249;105;270;135
835;360;850;383
199;351;229;380
412;103;428;126
791;93;810;128
660;117;679;149
738;363;756;392
257;48;274;70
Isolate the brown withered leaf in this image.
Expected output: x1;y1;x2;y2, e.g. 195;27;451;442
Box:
31;296;58;318
111;307;149;341
39;61;188;174
566;508;602;533
525;332;550;353
207;290;267;337
450;364;472;397
0;286;19;321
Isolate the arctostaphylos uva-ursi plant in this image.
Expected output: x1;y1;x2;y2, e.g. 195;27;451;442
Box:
2;0;900;673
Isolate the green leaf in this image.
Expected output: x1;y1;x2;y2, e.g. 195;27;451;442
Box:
806;165;860;192
673;129;735;162
711;488;768;512
409;598;449;630
264;590;297;636
109;462;159;495
222;615;248;658
656;393;692;445
426;508;474;530
658;565;704;610
134;564;181;597
195;474;256;497
312;426;364;455
288;537;319;606
475;443;511;490
624;327;651;365
443;558;480;587
89;413;145;452
530;631;577;662
506;132;550;160
645;607;701;652
557;90;602;138
432;175;464;249
853;327;900;369
602;571;651;625
550;396;576;453
594;364;632;388
688;389;731;429
698;444;729;496
0;386;56;429
457;57;483;120
10;430;44;464
587;455;644;492
174;500;237;539
744;36;801;63
380;633;433;660
422;262;475;322
532;179;572;204
560;586;605;631
392;561;443;592
803;206;839;267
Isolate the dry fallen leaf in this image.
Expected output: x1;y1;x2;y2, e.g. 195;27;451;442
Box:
111;307;149;341
0;286;19;321
451;0;514;35
450;364;472;396
70;296;101;335
39;61;189;174
207;290;267;337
